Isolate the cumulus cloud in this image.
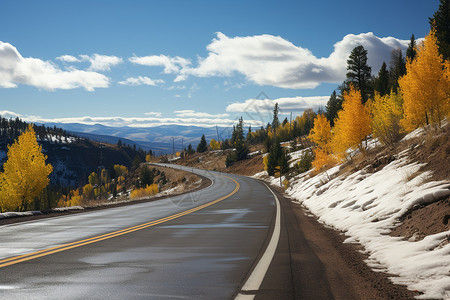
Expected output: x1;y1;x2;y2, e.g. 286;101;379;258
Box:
118;76;164;86
226;96;329;114
0;41;110;91
1;110;263;128
129;54;191;74
175;32;410;89
174;110;229;118
57;53;123;71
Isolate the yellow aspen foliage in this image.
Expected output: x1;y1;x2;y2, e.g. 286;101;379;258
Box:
331;85;371;156
263;154;269;171
145;154;152;162
309;114;332;149
88;172;99;186
209;138;221;150
113;165;128;178
0;125;53;212
369;92;403;148
82;183;94;199
311;148;336;172
399;29;450;130
130;184;159;200
445;60;450;118
309;114;335;171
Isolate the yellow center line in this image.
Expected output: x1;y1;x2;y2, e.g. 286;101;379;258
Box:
0;175;240;269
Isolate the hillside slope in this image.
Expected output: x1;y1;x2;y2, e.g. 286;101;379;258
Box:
255;125;450;299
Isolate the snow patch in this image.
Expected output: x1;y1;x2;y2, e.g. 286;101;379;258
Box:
261;155;450;299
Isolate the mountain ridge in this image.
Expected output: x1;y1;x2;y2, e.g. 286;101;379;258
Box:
39;123;234;154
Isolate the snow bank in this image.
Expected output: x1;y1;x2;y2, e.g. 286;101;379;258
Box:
0;211;43;219
257;155;450;299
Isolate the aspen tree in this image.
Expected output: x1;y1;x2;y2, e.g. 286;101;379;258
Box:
0;125;52;212
399;29;449;130
332;86;371;156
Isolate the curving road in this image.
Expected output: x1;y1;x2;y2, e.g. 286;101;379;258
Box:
0;165;279;299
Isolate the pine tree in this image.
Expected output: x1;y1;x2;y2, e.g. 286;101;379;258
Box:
389;49;406;93
197;134;207;153
234;117;249;161
226;117;249;166
266;139;282;176
0;125;53;212
272;103;280;131
187;144;194;154
429;0;450;60
374;62;390;96
406;34;417;61
346;45;373;103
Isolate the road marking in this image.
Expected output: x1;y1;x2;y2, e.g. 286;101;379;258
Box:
235;183;281;300
0;176;239;269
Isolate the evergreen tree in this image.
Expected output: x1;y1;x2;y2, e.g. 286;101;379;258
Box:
196;134;208;153
272;103;280;131
225;117;249;166
266;139;282;176
325;90;342;127
429;0;450;60
406;34;417;61
389;48;406;93
234;117;249;161
187;144;194;154
374;62;390;96
345;45;373;103
246;125;252;142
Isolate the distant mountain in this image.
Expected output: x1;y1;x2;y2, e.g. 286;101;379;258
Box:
67;131;140;149
40;123;234;155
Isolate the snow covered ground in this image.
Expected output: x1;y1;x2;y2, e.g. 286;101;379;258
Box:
256;134;450;299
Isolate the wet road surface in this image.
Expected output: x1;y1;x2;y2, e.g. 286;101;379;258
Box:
0;166;277;299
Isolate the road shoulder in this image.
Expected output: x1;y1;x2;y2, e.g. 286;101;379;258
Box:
259;185;417;300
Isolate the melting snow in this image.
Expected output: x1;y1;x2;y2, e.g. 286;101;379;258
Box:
256;155;450;299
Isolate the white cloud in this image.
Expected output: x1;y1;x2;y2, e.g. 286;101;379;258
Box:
174;110;229;118
83;54;123;71
0;41;110;91
144;112;162;117
118;76;164;86
1;110;264;128
129;54;191;74
56;55;81;63
57;53;123;71
176;32;411;89
226;96;329;114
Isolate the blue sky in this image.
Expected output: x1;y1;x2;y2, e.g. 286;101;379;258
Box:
0;0;439;128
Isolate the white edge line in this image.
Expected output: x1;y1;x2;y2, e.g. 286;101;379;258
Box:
235;182;281;299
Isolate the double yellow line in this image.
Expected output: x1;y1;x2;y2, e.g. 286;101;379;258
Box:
0;176;239;269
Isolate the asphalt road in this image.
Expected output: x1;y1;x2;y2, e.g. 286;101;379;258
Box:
0;165;279;299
